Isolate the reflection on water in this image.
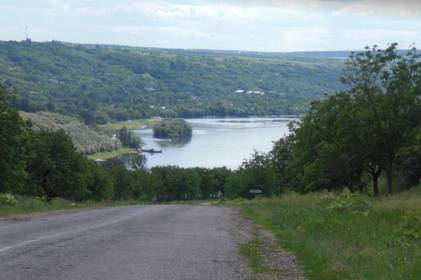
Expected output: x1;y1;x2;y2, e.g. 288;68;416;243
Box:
154;137;191;148
132;117;295;169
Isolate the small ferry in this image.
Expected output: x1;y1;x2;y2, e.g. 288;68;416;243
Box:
140;148;163;154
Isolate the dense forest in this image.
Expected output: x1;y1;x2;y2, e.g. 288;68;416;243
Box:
0;41;344;124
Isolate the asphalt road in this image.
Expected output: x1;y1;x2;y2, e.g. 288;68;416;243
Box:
0;205;252;280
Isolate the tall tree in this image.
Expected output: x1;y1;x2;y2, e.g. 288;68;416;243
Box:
0;86;27;193
26;130;89;201
342;44;421;193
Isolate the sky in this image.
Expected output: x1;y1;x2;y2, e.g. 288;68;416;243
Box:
1;0;421;52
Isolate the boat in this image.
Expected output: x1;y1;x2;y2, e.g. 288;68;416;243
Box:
140;148;163;154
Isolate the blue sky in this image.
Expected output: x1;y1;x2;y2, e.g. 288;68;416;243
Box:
1;0;421;52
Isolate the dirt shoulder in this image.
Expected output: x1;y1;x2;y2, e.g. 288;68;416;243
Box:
230;207;306;280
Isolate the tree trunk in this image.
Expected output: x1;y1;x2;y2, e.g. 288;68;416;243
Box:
370;167;381;196
385;163;394;194
373;175;379;196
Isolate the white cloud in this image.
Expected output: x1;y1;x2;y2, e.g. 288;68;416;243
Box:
112;25;210;38
114;1;266;21
75;6;109;16
49;0;70;10
332;0;421;18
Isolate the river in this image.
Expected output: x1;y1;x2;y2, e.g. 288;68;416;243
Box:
131;117;294;169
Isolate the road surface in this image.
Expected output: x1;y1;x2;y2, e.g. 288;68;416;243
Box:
0;205;253;280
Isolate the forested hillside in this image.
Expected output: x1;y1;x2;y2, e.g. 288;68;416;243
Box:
0;41;344;124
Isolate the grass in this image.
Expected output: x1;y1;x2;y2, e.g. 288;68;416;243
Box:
239;228;268;273
98;118;160;132
87;147;135;160
0;196;145;218
238;185;421;280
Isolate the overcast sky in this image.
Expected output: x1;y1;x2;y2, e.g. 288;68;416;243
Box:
1;0;421;52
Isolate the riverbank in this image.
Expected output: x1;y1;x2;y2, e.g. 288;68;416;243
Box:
237;186;421;279
87;147;136;161
98;118;160;132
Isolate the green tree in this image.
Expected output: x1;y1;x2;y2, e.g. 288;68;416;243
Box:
83;160;114;201
0;86;27;193
286;94;366;193
118;127;142;148
342;44;421;193
26;130;89;201
153;119;192;141
225;152;279;198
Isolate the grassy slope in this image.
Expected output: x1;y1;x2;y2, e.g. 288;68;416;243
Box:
239;186;421;279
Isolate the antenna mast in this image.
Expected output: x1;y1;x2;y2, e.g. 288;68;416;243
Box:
25;26;31;42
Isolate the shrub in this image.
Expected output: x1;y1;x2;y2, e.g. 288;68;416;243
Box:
0;193;18;206
326;188;372;213
399;210;421;241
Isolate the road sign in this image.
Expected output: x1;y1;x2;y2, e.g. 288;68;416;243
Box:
249;189;262;194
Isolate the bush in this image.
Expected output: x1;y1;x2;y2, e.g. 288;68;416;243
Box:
0;193;18;206
326;188;372;213
399;210;421;240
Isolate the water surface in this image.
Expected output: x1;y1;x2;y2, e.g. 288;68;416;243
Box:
133;117;293;169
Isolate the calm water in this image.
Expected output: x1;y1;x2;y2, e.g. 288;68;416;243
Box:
132;118;294;169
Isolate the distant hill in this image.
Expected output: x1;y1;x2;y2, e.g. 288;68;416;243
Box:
1;41;345;124
20;111;119;154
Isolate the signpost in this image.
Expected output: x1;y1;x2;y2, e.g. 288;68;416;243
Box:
249;189;262;194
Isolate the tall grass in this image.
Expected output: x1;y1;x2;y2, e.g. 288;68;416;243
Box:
240;186;421;279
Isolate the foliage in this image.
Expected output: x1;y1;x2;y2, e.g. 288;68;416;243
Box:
21;111;119;154
341;43;421;194
0;193;18;206
0;41;343;123
249;43;421;197
225;152;279;199
153;118;192;141
326;189;372;213
0;86;27;193
25;129;109;201
399;210;421;240
118;126;142;148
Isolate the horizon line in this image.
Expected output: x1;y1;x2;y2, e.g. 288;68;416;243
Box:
2;39;410;55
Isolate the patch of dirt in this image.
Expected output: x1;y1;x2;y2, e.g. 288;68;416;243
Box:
230;207;306;280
